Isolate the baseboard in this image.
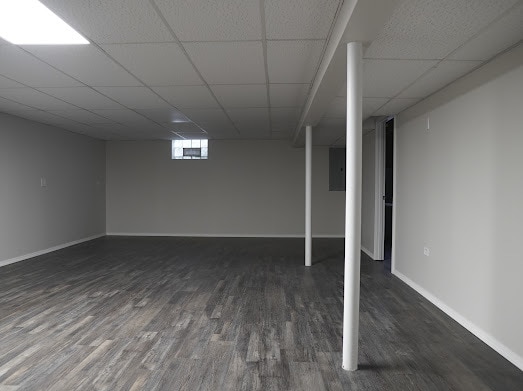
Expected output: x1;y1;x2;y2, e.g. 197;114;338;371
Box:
361;246;375;260
393;270;523;371
0;234;106;268
106;232;345;238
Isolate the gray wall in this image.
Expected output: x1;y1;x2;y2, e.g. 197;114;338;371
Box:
0;113;106;266
361;130;376;256
106;139;345;237
395;43;523;368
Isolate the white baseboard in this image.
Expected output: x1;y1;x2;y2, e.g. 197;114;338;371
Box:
361;246;375;259
393;270;523;371
106;232;344;238
0;234;105;268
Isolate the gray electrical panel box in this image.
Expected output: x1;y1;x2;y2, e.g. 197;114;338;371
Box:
329;147;346;191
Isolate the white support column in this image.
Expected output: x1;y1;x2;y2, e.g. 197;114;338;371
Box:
342;42;363;371
305;124;312;267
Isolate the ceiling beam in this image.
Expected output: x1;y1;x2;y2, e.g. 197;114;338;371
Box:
292;0;401;146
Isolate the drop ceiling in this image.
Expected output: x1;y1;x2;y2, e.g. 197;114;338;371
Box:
0;0;521;144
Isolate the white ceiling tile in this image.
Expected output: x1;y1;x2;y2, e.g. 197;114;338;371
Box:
23;45;140;87
269;84;310;107
271;132;292;140
227;108;269;123
49;110;115;124
155;0;262;41
324;97;346;118
449;2;523;61
0;97;34;112
40;0;173;43
184;42;266;84
102;43;202;86
265;0;340;39
163;123;204;133
94;87;170;109
267;41;325;83
174;132;209;140
135;108;190;123
0;88;78;110
195;120;236;133
363;98;389;119
182;108;231;123
364;0;520;59
90;109;151;124
271;122;295;134
399;60;483;98
363;59;438;97
206;130;240;140
211;85;268;108
0;75;24;88
152;86;219;109
373;98;420;116
8;110;74;126
37;87;123;110
0;46;81;87
271;108;301;123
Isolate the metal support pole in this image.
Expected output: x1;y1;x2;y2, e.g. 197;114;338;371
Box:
305;124;312;267
342;42;363;371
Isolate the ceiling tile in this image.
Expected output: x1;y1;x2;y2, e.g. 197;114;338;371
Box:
182;108;231;124
211;85;268;108
0;75;24;88
40;0;173;43
399;60;482;98
184;42;266;84
267;41;325;83
195;120;236;133
449;2;523;61
373;98;419;116
265;0;339;39
102;43;202;86
0;97;34;112
49;109;115;124
0;88;78;110
163;123;204;133
364;0;520;59
363;59;438;97
235;122;271;138
155;0;262;41
23;45;140;87
152;86;219;109
37;87;123;110
271;132;291;140
271;108;301;123
135;108;190;123
0;46;81;87
317;117;345;128
313;127;345;146
94;87;170;109
174;132;209;140
8;110;75;126
271;122;295;134
269;84;310;107
90;109;152;124
363;98;389;119
323;97;346;118
227;108;269;123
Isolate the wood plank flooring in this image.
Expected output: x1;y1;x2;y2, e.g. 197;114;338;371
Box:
0;237;521;390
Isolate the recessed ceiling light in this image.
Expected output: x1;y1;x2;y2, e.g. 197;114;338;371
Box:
0;0;89;45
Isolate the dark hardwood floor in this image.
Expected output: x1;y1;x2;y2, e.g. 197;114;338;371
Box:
0;237;521;390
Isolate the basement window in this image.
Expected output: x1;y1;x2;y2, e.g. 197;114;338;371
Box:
172;139;208;160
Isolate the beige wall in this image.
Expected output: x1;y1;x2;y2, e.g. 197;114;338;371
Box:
106;139;345;237
395;43;523;368
0;113;106;266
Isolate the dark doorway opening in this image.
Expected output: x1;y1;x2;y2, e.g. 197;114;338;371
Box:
383;118;394;272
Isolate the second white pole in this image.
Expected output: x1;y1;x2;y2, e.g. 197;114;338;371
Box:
305;124;312;267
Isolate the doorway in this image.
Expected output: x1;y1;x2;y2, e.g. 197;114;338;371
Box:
383;118;394;271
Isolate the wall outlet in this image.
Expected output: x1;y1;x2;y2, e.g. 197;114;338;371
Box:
423;247;430;256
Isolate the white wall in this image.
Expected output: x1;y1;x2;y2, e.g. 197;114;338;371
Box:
0;113;106;266
361;130;375;256
395;43;523;369
106;139;345;237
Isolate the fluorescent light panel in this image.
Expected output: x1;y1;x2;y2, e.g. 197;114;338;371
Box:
0;0;88;45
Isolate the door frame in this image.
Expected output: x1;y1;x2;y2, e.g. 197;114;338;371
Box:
373;116;396;264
